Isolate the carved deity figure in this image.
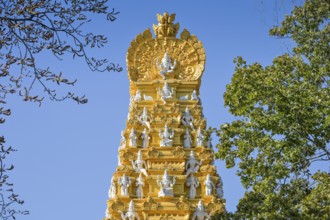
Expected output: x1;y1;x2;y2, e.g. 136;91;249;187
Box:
135;173;145;198
192;200;213;220
133;90;142;101
159;124;174;147
184;128;192;148
186;151;203;176
119;200;140;220
203;174;215;196
196;127;205;146
131;150;148;176
160;82;174;104
118;174;131;196
156;52;177;79
141;128;150;148
186;174;199;199
179;94;189;100
181;107;195;130
119;130;126;149
129;128;137;147
191;90;200;101
206;136;213;149
143;94;153;100
216;177;224;198
136;107;151;129
118;155;122;166
108;177;117;199
157;169;176;197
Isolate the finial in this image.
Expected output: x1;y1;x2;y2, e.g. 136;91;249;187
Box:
153;12;180;38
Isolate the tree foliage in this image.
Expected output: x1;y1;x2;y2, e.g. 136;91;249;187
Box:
216;0;329;218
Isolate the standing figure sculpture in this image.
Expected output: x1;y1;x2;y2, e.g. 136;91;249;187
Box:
184;128;192;148
186;174;199;199
203;174;215;196
157;169;176;197
119;130;126;149
159;82;174;104
159;124;174;147
186;151;203;176
216;177;224;198
136;107;151;129
119;200;140;220
135;173;145;198
131;150;148;176
118;174;131;196
108;177;117;199
133;90;142;101
156;52;177;79
129;128;137;147
191;90;200;101
192;200;213;220
196;127;205;146
181;107;195;130
141;128;150;148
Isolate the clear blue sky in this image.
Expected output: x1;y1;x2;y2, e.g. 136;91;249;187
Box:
3;1;298;219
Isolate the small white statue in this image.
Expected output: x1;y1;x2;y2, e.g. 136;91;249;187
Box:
129;128;137;147
136;107;151;129
196;127;205;146
160;82;174;104
181;107;195;130
203;174;215;196
135;173;145;198
206;136;213;148
108;177;117;199
119;200;140;220
118;174;131;196
143;94;153;100
191;90;200;101
159;124;174;147
184;128;192;148
133;90;142;101
157;169;176;197
186;151;203;176
119;130;126;149
186;174;199;199
216;177;224;198
141;128;150;148
131;150;148;177
118;155;122;166
156;52;177;79
179;94;189;100
192;200;213;220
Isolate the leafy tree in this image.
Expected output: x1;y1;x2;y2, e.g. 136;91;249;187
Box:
216;0;329;219
0;0;121;218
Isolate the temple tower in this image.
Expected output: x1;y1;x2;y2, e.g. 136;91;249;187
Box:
104;13;225;220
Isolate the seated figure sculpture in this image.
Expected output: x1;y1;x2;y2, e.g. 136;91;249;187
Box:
159;124;174;147
186;151;203;176
156;52;177;79
118;174;131;196
119;200;140;220
133;90;142;101
157;169;176;197
136;107;151;129
203;174;216;196
159;82;174;104
192;200;213;220
181;107;195;130
131;150;148;177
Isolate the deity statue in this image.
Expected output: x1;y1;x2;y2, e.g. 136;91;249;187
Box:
159;124;174;147
135;173;145;198
196;127;205;146
186;174;199;199
143;94;153;100
206;136;213;149
191;90;200;101
129;128;137;147
179;94;189;100
136;107;151;129
186;151;203;176
203;174;215;196
184;128;192;148
157;169;176;197
156;52;177;79
216;177;224;198
118;174;131;196
141;128;150;148
119;200;140;220
133;90;142;101
181;107;195;130
159;82;174;104
130;150;148;176
192;200;213;220
119;130;126;149
108;176;117;199
118;155;122;166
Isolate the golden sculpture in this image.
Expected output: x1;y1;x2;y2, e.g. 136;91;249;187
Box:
104;12;225;220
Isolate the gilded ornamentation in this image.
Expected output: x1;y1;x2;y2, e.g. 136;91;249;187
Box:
109;197;125;212
199;148;214;161
123;151;135;161
147;147;160;158
200;164;216;173
172;147;186;158
160;214;176;220
153;12;180;38
143;197;159;210
176;196;191;211
206;197;225;214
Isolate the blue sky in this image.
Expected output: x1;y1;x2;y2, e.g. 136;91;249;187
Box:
3;1;298;219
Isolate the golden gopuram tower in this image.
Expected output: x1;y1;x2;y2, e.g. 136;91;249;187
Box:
104;13;225;220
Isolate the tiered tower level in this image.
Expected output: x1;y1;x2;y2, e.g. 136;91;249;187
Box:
104;13;225;220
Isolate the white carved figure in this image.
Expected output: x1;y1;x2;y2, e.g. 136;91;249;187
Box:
141;128;150;148
203;174;215;196
216;177;224;198
160;82;174;104
143;94;153;100
108;177;117;199
196;127;205;146
186;151;203;176
179;94;189;100
157;169;176;197
206;136;213;148
135;173;145;198
184;128;192;148
159;124;174;147
133;90;142;101
131;150;148;176
118;174;131;196
105;209;111;219
136;107;151;129
156;52;177;79
181;107;195;130
191;90;200;101
119;130;126;149
129;128;137;147
118;155;122;166
186;174;200;199
119;200;140;220
192;200;213;220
